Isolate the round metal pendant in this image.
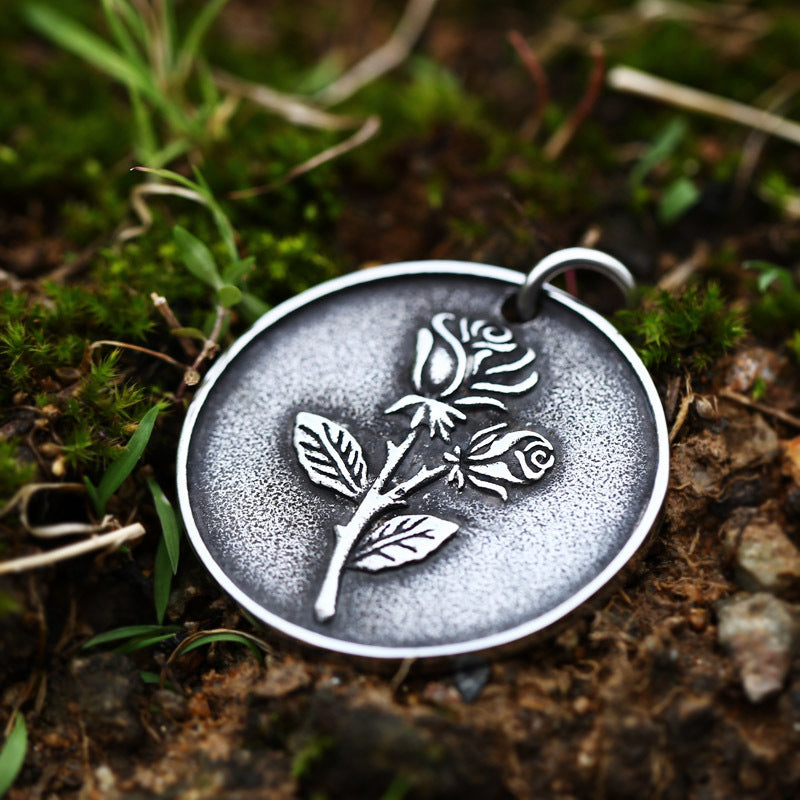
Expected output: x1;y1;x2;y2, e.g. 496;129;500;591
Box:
177;259;668;659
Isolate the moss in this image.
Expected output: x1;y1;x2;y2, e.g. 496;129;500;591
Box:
614;284;746;373
0;439;36;504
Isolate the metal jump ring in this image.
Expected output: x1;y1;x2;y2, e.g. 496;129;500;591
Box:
516;247;636;321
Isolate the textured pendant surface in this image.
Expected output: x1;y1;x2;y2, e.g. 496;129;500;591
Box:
177;260;669;659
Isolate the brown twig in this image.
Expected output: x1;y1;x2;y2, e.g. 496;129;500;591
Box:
669;377;694;443
212;70;360;130
657;241;710;292
314;0;439;107
544;43;606;161
507;30;550;140
166;627;276;665
90;340;186;371
230;115;381;199
719;388;800;429
607;65;800;147
150;292;199;359
175;303;227;398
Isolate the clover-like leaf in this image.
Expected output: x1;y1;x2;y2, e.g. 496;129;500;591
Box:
349;514;458;572
294;412;368;500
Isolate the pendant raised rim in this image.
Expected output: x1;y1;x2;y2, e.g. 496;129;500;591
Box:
177;260;669;660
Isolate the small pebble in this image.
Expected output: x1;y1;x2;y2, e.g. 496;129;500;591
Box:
688;608;708;632
722;520;800;594
572;696;591;715
38;442;61;458
717;592;800;703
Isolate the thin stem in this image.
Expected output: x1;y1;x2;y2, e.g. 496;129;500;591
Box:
90;340;185;369
0;524;145;576
544;43;605;161
314;0;439;107
150;292;199;359
176;303;226;398
314;428;448;622
607;65;800;147
507;30;550;140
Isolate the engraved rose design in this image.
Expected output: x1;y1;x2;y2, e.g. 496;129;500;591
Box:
443;423;555;500
293;311;555;622
385;313;539;439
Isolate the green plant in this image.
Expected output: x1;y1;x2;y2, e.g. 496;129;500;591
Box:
135;166;269;323
83;404;160;517
615;283;745;371
789;330;800;364
147;478;181;624
83;624;181;653
26;0;231;167
0;713;27;798
745;259;800;342
630;117;701;225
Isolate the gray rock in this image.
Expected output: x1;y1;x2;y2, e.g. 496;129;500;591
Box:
722;518;800;594
717;592;800;703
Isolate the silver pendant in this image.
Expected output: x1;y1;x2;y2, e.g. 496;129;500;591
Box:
177;248;668;659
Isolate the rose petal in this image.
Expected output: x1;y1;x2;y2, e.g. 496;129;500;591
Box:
467;474;508;500
484;348;535;376
469;461;526;484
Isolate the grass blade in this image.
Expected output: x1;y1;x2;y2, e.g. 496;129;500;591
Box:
177;0;230;80
631;117;688;188
239;292;270;323
0;713;26;797
222;256;254;285
153;536;172;625
658;176;700;225
25;4;155;99
147;479;180;573
115;632;179;654
173;225;222;289
92;405;161;516
177;632;263;661
100;0;148;68
84;624;180;649
132;165;202;194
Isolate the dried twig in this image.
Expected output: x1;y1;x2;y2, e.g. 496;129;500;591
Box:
151;292;199;359
507;30;550;140
90;340;187;371
175;303;226;398
166;627;276;664
669;377;694;443
544;43;606;161
230;115;381;199
0;523;145;576
117;181;206;243
719;388;800;429
212;70;359;130
0;482;110;538
657;241;710;292
607;65;800;147
315;0;439;107
390;657;416;693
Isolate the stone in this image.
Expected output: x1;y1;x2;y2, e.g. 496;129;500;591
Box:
721;517;800;594
717;592;800;703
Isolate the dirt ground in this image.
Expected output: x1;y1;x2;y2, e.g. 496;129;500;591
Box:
3;1;800;798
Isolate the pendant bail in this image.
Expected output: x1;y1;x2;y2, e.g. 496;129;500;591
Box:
516;247;636;321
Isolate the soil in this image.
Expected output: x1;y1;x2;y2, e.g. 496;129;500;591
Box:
2;1;800;798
